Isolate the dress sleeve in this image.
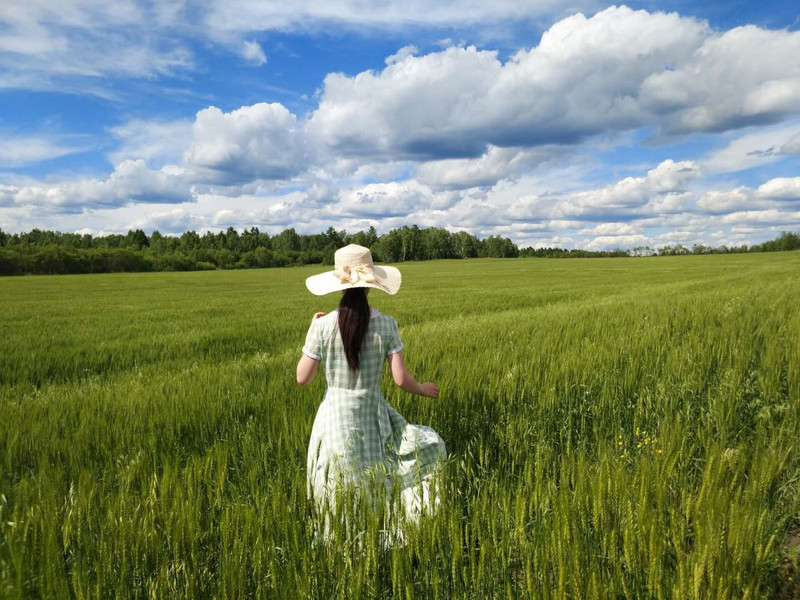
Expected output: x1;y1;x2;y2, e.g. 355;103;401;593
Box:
386;318;404;356
302;320;322;360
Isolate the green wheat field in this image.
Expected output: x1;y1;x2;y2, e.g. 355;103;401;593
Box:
1;253;799;599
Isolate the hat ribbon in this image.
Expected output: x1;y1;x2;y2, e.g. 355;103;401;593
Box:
334;263;376;285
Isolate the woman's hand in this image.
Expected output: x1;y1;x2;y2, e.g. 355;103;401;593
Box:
311;312;325;324
387;352;439;398
420;382;439;398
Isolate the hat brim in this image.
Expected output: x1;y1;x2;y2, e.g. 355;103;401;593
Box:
305;265;401;296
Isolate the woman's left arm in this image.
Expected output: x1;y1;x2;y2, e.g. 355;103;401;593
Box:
296;354;319;385
297;312;325;385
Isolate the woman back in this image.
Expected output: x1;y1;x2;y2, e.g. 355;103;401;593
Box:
303;304;403;392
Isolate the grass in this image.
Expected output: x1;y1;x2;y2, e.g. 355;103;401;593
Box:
1;252;799;598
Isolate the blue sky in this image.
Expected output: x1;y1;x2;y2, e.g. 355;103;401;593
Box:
1;0;799;250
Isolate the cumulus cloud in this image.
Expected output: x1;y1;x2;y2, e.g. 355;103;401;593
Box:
2;160;190;212
335;181;449;218
183;103;306;183
721;209;800;226
552;159;701;219
641;26;800;134
108;119;194;168
697;176;800;213
307;45;502;159
757;177;800;200
416;145;566;190
306;7;800;162
577;222;639;236
584;234;648;251
4;158;798;252
128;208;197;234
385;45;418;65
0;102;308;218
696;187;762;214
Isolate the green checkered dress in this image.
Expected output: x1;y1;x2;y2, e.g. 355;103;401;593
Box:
303;308;446;518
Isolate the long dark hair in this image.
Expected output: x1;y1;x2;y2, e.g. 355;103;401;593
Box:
338;288;370;371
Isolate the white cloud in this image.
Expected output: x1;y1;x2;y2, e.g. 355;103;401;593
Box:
547;219;583;229
697;187;761;214
553;159;701;219
183;103;306;183
307;45;502;159
0;0;589;95
202;0;584;37
108;119;194;168
4;161;799;251
577;222;639;236
0;0;193;93
2;160;190;211
305;7;800;163
335;181;443;218
756;177;800;200
385;45;418;65
721;209;800;226
702;121;800;174
654;231;694;242
416;145;566;190
584;234;648;251
641;25;800;134
697;176;800;213
128;208;196;233
241;40;267;66
0;134;88;167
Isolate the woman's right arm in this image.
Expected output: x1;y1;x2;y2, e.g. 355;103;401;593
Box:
296;354;319;385
297;312;325;386
387;351;438;398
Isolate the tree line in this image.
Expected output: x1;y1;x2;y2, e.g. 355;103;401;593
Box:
0;226;797;276
0;226;517;275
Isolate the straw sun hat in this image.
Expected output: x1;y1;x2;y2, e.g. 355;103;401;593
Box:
305;244;401;296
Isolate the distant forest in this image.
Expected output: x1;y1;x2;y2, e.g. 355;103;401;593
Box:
0;226;798;276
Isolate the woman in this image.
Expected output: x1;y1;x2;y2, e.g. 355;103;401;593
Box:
297;244;446;521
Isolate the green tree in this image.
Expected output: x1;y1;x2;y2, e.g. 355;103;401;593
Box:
422;227;453;260
452;231;478;258
240;228;261;253
325;227;345;249
372;229;403;262
348;225;379;248
126;229;149;250
224;227;240;252
149;231;166;253
400;225;422;261
180;230;201;251
273;228;301;253
483;235;518;258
